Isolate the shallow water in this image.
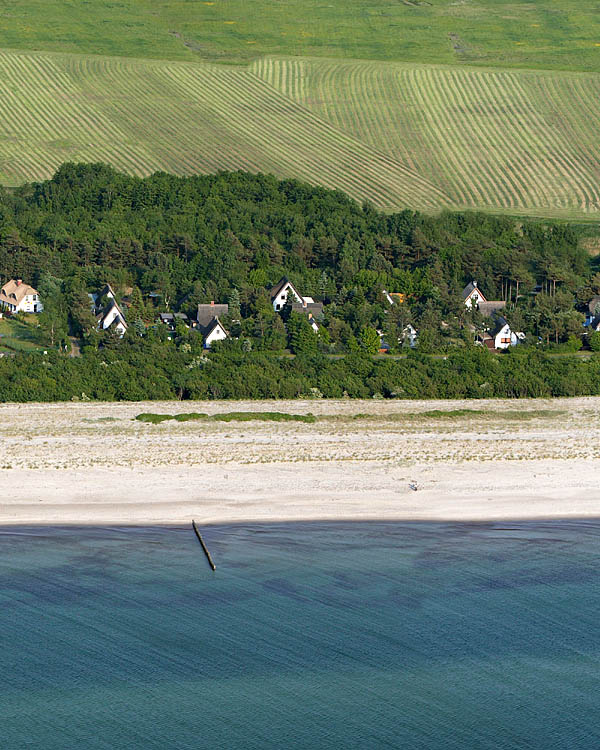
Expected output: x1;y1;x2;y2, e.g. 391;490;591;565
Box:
2;521;600;749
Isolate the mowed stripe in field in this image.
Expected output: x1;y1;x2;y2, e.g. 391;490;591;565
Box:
253;57;600;216
0;50;448;211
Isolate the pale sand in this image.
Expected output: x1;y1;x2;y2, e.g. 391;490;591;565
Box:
1;398;599;525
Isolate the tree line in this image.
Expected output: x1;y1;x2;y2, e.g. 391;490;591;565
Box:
1;162;600;400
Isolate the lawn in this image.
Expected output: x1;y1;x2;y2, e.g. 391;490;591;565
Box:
3;1;600;72
0;316;48;353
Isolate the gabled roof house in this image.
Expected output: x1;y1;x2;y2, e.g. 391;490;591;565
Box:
488;316;524;350
270;278;314;312
199;317;228;349
90;284;127;337
462;281;487;308
462;280;505;316
0;279;43;313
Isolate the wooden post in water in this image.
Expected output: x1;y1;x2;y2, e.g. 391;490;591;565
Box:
192;520;216;571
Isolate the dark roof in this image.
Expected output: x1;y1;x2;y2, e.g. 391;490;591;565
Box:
589;315;600;331
461;281;487;302
270;277;301;301
478;300;505;317
199;316;227;337
270;277;290;298
490;315;510;338
97;283;116;300
197;303;228;327
291;301;324;318
90;283;117;314
160;313;174;322
97;299;127;329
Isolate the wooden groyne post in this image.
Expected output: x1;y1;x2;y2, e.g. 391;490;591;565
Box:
192;520;216;571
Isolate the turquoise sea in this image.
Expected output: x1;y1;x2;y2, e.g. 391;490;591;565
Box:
2;521;600;749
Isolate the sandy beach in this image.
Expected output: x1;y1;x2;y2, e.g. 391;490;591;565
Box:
1;397;599;525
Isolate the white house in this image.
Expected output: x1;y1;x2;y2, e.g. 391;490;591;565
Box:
200;316;228;349
270;278;314;312
97;300;127;336
490;316;520;350
462;280;487;309
90;284;127;337
0;279;43;313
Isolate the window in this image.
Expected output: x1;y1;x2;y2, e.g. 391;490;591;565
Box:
501;337;511;344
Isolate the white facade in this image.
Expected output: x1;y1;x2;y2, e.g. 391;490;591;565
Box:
272;281;302;311
464;287;486;309
99;303;127;337
12;292;42;314
493;322;518;350
0;280;43;314
402;324;418;348
204;320;228;348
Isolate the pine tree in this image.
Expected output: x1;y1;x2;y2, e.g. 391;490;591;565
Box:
128;286;145;321
228;288;241;320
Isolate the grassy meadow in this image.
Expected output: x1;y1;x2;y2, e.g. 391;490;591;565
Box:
254;57;600;217
0;50;444;210
5;1;600;71
0;1;599;219
0;316;47;353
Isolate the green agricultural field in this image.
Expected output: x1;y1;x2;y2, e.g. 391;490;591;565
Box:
1;1;600;219
0;50;446;211
4;1;600;72
2;48;600;218
254;57;600;217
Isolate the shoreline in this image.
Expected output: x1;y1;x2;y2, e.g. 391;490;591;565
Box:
1;397;599;527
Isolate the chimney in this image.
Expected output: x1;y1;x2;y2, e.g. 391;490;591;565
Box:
16;279;22;286
210;300;214;306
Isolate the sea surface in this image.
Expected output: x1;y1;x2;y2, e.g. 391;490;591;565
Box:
2;521;600;749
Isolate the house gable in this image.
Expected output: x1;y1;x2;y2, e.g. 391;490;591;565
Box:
270;278;302;311
200;316;228;348
462;280;488;308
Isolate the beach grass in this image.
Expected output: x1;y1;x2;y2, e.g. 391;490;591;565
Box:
135;412;317;424
345;409;564;422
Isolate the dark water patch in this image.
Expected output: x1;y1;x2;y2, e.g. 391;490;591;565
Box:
3;520;600;748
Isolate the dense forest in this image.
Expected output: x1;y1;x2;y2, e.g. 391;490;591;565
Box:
1;163;600;401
